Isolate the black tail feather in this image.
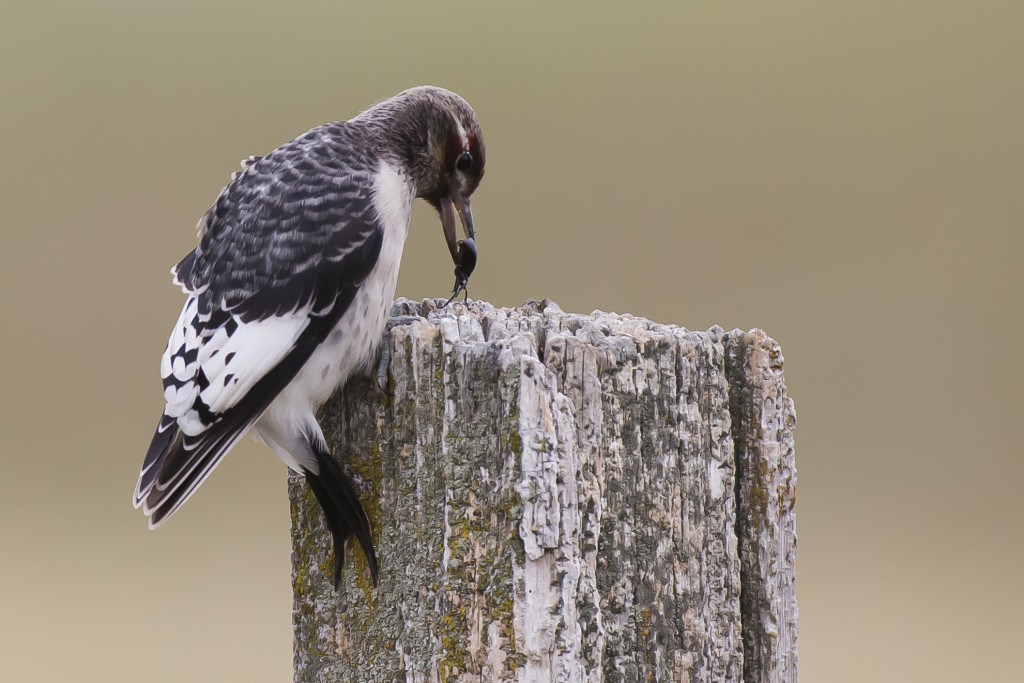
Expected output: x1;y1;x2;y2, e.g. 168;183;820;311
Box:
303;447;379;588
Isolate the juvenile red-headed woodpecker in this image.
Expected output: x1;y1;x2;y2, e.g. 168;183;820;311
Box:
133;86;485;587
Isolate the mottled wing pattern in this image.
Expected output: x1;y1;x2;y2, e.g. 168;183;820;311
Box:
134;123;383;526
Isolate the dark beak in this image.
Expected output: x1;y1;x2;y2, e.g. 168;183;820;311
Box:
440;191;475;264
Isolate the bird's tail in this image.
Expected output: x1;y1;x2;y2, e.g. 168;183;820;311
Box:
303;445;379;588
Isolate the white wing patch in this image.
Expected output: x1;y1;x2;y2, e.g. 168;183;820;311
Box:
160;294;312;437
199;312;307;412
161;297;202;424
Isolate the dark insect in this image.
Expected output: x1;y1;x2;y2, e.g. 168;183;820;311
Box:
444;237;477;306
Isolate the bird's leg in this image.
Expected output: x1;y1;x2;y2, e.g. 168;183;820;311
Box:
375;309;425;395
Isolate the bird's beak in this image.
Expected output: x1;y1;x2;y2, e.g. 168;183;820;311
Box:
440;191;475;264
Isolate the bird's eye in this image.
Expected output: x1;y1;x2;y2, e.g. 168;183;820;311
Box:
456;151;473;173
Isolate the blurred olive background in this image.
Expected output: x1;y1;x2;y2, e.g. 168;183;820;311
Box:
2;1;1021;681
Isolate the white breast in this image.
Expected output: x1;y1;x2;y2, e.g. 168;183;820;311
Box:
258;160;415;452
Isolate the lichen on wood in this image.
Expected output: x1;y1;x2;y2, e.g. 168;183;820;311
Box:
290;298;798;682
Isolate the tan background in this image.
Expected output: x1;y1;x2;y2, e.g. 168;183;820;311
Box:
2;2;1021;681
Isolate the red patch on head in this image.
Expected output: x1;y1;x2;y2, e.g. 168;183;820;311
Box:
444;131;464;172
466;131;484;176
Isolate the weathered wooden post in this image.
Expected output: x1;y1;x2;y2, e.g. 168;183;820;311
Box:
289;298;798;682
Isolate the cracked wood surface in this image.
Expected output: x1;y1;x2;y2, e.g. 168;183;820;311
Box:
290;298;798;682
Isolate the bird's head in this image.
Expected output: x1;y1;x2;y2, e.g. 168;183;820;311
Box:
368;86;485;275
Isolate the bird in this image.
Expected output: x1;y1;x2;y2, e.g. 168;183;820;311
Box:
133;86;485;588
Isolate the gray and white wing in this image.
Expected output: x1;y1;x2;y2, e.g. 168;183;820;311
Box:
134;125;383;526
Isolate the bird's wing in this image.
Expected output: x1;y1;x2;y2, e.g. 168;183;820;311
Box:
135;125;384;526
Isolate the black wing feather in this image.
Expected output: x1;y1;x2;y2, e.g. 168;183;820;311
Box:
142;224;382;524
176;122;378;310
138;121;384;522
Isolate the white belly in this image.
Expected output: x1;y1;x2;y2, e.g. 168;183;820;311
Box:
256;160;414;465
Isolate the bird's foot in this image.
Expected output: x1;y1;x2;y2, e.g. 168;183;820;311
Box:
375;313;425;395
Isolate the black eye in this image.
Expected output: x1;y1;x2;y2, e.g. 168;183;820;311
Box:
455;151;473;173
